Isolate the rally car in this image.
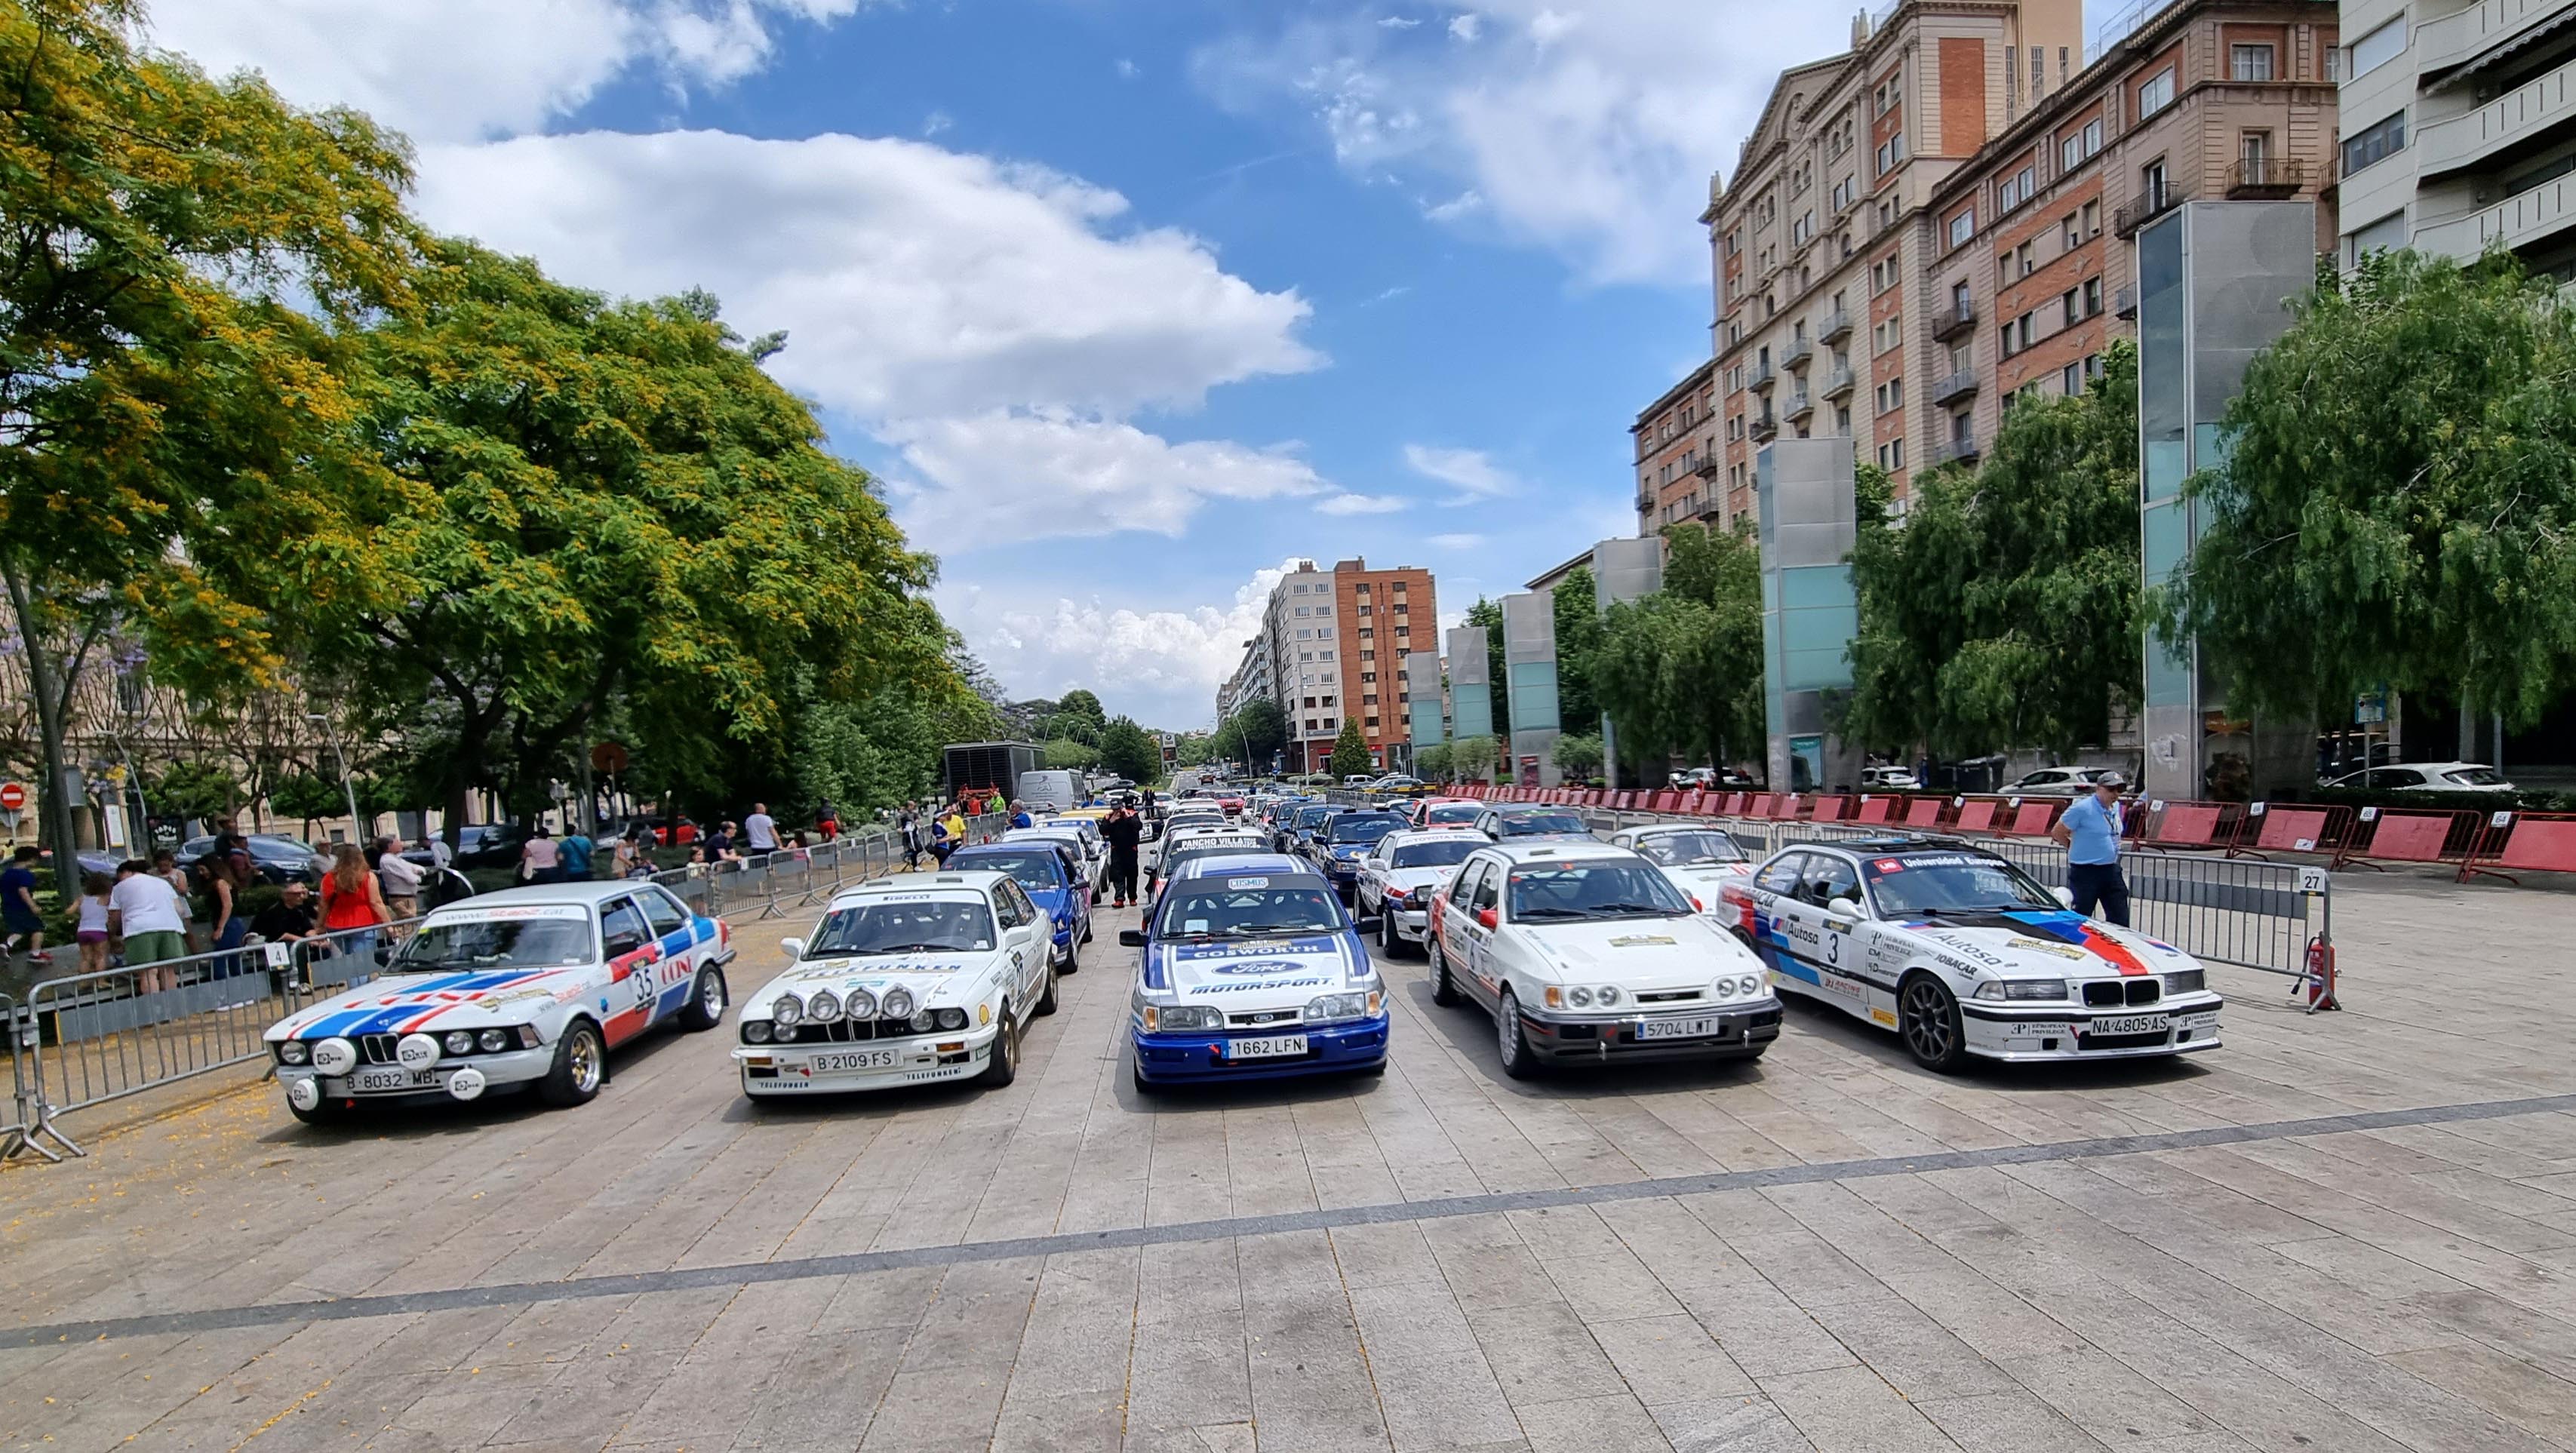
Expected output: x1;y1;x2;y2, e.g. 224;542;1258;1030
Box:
1609;824;1757;914
736;871;1057;1097
1121;854;1389;1089
264;883;733;1124
1407;797;1485;831
947;841;1093;972
1724;835;2224;1071
1310;809;1408;899
1006;822;1107;894
1355;828;1480;957
1431;841;1778;1079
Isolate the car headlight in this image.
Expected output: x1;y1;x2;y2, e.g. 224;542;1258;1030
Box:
1973;978;2069;1001
742;1020;773;1044
478;1028;510;1053
1148;1004;1224;1031
1304;992;1374;1024
443;1030;474;1056
807;989;844;1023
1596;985;1622;1007
773;1023;798;1042
1714;974;1764;999
1568;986;1594;1008
845;988;878;1021
881;987;916;1021
909;1010;936;1034
276;1040;309;1065
771;994;803;1027
934;1008;970;1031
2163;969;2204;995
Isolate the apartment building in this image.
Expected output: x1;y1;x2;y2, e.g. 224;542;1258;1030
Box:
1631;360;1720;533
1919;0;2341;464
1214;631;1272;726
1706;0;2086;513
1260;558;1437;772
2336;0;2576;275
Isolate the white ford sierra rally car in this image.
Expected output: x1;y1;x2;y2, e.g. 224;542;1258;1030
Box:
1723;835;2224;1071
735;871;1057;1097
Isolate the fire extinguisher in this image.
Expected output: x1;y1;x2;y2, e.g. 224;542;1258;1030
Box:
2300;935;2340;1013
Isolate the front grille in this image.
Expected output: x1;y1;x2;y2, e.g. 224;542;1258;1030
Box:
1635;990;1703;1004
782;1016;924;1043
2081;980;2162;1008
2078;1029;2171;1051
1227;1009;1303;1028
358;1034;401;1064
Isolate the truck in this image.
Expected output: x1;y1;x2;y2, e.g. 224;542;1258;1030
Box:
942;741;1039;813
1017;769;1082;814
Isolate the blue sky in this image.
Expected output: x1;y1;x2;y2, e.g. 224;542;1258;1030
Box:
153;0;2105;730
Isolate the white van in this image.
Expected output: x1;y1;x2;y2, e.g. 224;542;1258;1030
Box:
1018;769;1081;813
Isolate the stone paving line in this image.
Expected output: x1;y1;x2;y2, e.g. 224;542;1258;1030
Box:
5;878;2576;1451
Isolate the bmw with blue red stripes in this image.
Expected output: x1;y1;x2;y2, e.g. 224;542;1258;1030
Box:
1120;853;1388;1090
263;882;734;1123
1722;836;2222;1071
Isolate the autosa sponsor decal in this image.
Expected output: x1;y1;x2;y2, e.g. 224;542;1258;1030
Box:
1908;929;2007;967
2007;936;2088;961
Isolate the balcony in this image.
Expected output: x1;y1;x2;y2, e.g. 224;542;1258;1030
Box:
2115;284;2138;320
2115;183;2187;238
1635;488;1656;511
2421;55;2576;178
1928;432;1981;468
1782;336;1814;369
2420;0;2570;80
1748;358;1776;392
1785;388;1815;422
1929;296;1978;342
1821;364;1856;399
1749;410;1780;443
1929;370;1978;407
2224;156;2306;200
1818;305;1854;343
2416;169;2576;263
1695;454;1722;480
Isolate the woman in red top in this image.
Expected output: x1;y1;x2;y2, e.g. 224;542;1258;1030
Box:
319;843;392;976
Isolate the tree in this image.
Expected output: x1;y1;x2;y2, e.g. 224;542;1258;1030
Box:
1451;734;1497;783
1096;717;1161;783
1551;565;1604;733
1593;522;1765;772
1044;738;1102;770
1849;344;2141;757
0;0;415;889
1415;742;1454;781
1326;718;1373;780
1463;598;1511;738
151;760;244;826
2156;250;2576;732
265;771;348;833
1055;690;1107;730
1552;733;1604;780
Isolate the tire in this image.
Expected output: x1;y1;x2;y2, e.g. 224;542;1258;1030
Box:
1898;973;1968;1074
1036;960;1060;1017
539;1020;607;1107
287;1096;346;1126
1060;936;1080;976
1081;914;1095;945
1495;987;1540;1081
978;1012;1019;1087
1354;1058;1389;1080
1379;911;1401;958
1130;1055;1158;1095
1431;939;1463;1006
678;966;727;1031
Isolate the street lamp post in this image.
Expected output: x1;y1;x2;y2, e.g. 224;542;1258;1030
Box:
306;711;364;843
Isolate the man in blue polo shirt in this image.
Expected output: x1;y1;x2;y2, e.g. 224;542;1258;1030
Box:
2050;771;2132;925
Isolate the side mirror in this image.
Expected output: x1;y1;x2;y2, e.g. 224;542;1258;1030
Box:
1119;928;1148;948
779;935;806;960
1825;897;1863;921
1354;916;1383;935
2053;886;2076;908
606;935;647;958
1476;908;1499;930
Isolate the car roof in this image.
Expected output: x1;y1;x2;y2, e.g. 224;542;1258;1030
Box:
429;880;642;911
1167;852;1327;882
1469;840;1641;867
828;870;1011;905
1486;802;1582;814
949;843;1062;865
1382;829;1479;851
1619;822;1726;837
1775;834;2006;862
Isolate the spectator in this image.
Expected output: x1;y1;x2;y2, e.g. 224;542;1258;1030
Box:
930;813;957;868
559;822;595;882
376;835;423;923
429;832;455;874
109;859;189;993
2;845;48;964
520;825;560;884
942;803;968;853
1009;799;1034;830
74;871;112;975
251;879;319;948
899;802;925;869
815;798;840;842
2050;771;2132;926
704;821;738;863
320;843;391;965
743;802;779;854
1100;804;1143;909
202;845;249;963
152;848;199;953
613;829;653;880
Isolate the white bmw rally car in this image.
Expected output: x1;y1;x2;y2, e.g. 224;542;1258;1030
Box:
1354;829;1480;957
736;871;1058;1097
266;883;733;1123
1431;842;1780;1079
1725;836;2224;1071
1608;824;1757;914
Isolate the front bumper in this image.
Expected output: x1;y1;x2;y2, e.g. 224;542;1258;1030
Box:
1960;994;2225;1061
735;1024;1001;1095
276;1043;554;1106
1132;1015;1389;1084
1380;903;1431;942
1516;997;1782;1065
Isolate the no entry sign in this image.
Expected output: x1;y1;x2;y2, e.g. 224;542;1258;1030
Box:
0;782;24;813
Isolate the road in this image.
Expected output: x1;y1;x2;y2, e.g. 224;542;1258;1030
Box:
4;877;2574;1452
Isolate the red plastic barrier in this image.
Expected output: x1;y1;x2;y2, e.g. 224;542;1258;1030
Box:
2141;800;2242;852
1709;792;1742;816
1852;796;1896;825
1809;794;1850;823
1995;800;2063;837
2230;802;2348;859
1952;798;1998;834
1647;790;1679;813
2332;807;2473;870
1902;797;1945;830
2464;812;2576;884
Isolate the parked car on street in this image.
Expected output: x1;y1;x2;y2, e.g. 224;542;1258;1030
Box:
946;842;1094;972
2320;761;2516;794
1606;824;1757;911
2007;766;2118;797
1472;805;1593;842
1354;829;1480;957
177;833;327;885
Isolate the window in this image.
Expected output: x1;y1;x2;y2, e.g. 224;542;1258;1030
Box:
1874;377;1904;413
1877;131;1907;176
2063;212;2081;249
2062;361;2084;395
2344;209;2408;267
2342;111;2407;177
1997;164;2036;213
2081;198;2100;236
2140;158;2169;210
1876;438;1906;471
2230;43;2274;81
2138;66;2175;119
2058;117;2103;172
2325;41;2343;81
2083;276;2102;316
1947;208;1975;248
2061;288;2079;327
2350;17;2405;78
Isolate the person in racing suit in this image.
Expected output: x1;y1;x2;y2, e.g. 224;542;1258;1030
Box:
1099;803;1144;909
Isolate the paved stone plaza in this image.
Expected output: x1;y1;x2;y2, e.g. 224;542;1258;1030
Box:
5;873;2575;1451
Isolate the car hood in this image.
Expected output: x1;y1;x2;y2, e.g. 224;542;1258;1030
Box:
1025;885;1080;920
1520;916;1760;985
1377;867;1459;897
1147;932;1369;1011
266;967;586;1040
1893;910;2198;978
748;954;995;1010
1649;862;1756;901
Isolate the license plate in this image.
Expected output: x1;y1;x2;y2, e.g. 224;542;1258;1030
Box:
2090;1014;2170;1036
810;1049;901;1072
1227;1035;1308;1059
350;1065;428;1092
1637;1016;1722;1041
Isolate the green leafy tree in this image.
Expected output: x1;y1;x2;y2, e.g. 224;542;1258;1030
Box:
1450;734;1497;782
1463;598;1511;738
2156;251;2576;731
1055;690;1107;730
1415;742;1454;781
151;760;244;825
1594;521;1765;773
1326;718;1374;780
266;771;348;831
1097;716;1161;783
0;0;415;889
1551;565;1604;731
1849;344;2141;757
1552;733;1604;780
1044;738;1102;770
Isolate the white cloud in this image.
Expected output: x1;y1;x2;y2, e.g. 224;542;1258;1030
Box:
921;109;954;137
1316;492;1408;515
1422;189;1484;222
143;0;876;143
944;561;1305;727
1428;532;1487;549
1116;57;1142;79
1404;444;1520;500
1197;2;1851;284
1379;14;1423;26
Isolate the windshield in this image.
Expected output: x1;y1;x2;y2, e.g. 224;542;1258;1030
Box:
1390;838;1477;869
1861;853;2059;917
1155;880;1347;938
2445;767;2508;786
805;900;997;956
1498;812;1589;837
1634;831;1747;867
1329;817;1403;846
398;917;594;969
948;851;1062;894
1426;804;1482;825
1293;807;1335;831
1505;862;1692;920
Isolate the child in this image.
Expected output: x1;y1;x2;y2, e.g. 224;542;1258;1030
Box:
75;871;112;975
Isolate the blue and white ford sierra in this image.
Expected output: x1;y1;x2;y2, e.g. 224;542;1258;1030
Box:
1122;854;1389;1090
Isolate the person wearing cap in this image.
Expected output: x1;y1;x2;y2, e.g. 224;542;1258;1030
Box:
2050;772;2132;926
